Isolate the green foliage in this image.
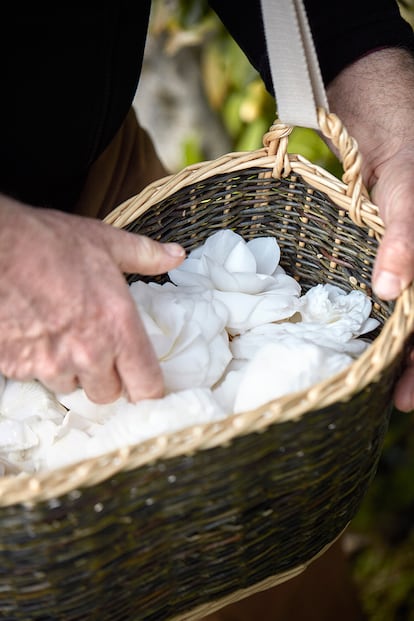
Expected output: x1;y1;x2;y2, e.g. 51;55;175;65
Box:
353;537;414;621
149;0;341;177
180;134;205;168
399;0;414;28
349;411;414;620
288;127;343;177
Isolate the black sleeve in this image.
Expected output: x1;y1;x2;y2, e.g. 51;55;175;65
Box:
208;0;414;92
0;2;151;212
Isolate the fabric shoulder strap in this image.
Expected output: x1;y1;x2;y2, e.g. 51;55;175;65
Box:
260;0;329;129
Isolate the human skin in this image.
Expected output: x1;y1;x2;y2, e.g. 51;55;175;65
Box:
0;195;185;403
326;47;414;412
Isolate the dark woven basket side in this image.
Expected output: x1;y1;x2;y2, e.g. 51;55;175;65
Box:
0;167;402;620
124;168;391;320
0;385;392;621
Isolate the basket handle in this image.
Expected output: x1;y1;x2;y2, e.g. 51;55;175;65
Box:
260;0;366;219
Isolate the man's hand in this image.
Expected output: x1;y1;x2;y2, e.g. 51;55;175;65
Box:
0;195;185;403
327;48;414;411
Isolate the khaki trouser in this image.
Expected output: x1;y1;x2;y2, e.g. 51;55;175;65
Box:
75;107;366;621
75;107;168;220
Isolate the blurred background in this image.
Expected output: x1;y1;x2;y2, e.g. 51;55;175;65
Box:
134;2;414;619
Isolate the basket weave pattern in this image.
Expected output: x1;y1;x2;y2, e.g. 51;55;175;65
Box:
1;111;413;621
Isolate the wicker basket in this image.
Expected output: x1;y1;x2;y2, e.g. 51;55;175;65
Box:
1;110;413;621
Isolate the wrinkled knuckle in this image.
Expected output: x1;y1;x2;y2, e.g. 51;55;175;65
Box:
385;237;414;270
72;342;101;370
2;363;32;382
36;357;64;383
136;234;156;255
136;235;163;266
390;236;413;258
109;296;136;326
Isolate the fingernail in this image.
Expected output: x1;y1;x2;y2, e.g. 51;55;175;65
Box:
394;386;414;413
164;242;186;258
373;270;402;300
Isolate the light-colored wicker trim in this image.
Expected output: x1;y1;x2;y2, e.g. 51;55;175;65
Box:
0;112;412;506
104;153;383;236
170;528;346;620
1;277;411;507
105;110;381;233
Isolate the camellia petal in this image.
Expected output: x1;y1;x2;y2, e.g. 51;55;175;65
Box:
129;280;232;391
247;237;280;274
224;239;257;273
168;258;213;289
205;256;241;292
233;340;353;413
161;334;212;391
0;419;39;451
0;380;66;422
212;361;245;413
196;229;243;263
83;388;227;460
299;284;379;334
214;290;301;335
232;272;277;294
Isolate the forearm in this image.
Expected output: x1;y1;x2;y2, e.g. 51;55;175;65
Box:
326;47;414;190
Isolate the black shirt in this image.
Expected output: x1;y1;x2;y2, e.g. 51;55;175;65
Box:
210;0;414;92
0;1;413;211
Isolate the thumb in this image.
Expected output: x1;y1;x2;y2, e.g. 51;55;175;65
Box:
371;157;414;300
102;223;186;275
372;226;414;300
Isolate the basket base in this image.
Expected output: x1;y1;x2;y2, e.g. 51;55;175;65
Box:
170;528;347;621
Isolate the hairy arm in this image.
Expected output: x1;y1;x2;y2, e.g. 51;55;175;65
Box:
327;47;414;410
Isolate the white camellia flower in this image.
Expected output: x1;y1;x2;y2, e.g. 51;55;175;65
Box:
0;418;39;452
169;230;301;335
85;387;226;454
48;388;226;471
0;379;67;472
129;280;232;392
299;283;378;330
231;284;379;359
297;283;380;353
232;338;353;413
0;379;66;422
212;360;246;413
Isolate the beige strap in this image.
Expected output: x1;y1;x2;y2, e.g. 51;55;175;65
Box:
260;0;329;129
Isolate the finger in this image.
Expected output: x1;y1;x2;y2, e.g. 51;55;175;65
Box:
79;364;123;404
371;157;414;300
68;333;124;404
7;341;79;394
101;224;186;275
393;362;414;412
40;374;80;396
115;311;164;403
372;226;414;300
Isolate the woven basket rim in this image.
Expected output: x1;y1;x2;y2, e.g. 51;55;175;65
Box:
1;142;413;507
105;148;384;232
